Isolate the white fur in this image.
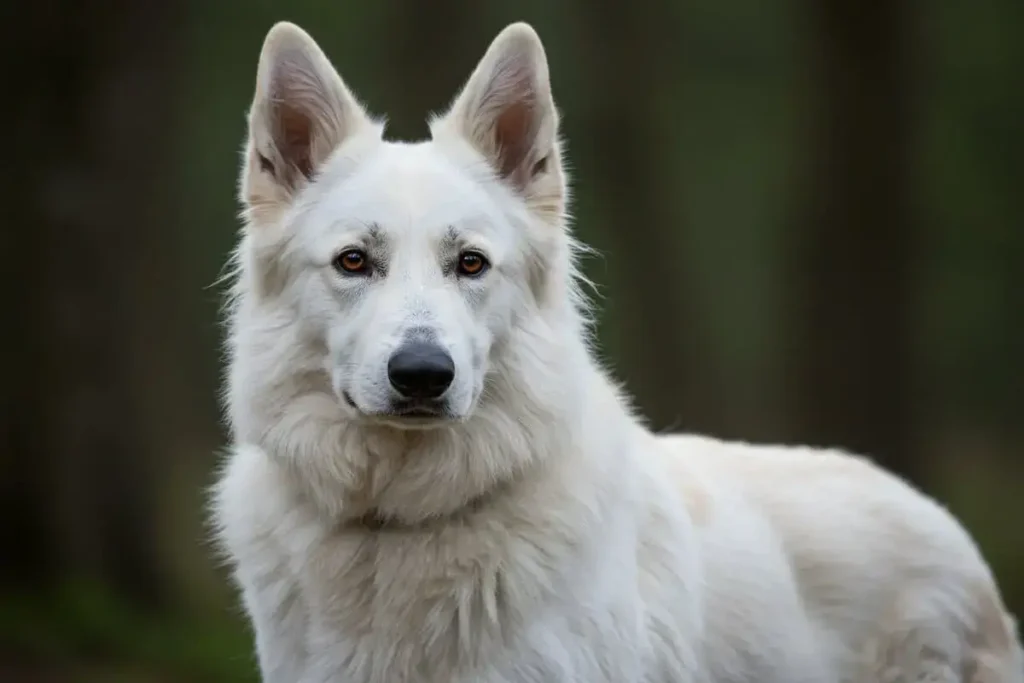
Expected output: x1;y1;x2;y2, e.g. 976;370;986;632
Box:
212;21;1023;683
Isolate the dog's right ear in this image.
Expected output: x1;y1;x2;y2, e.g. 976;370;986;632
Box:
241;22;376;224
431;23;565;223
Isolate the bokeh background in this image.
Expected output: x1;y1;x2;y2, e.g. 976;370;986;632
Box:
3;1;1022;680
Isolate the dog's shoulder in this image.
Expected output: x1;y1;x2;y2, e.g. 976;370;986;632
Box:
211;444;324;563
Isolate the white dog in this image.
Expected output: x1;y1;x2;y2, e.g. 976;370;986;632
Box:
212;20;1023;683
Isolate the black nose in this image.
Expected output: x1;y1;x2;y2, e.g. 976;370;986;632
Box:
387;342;455;399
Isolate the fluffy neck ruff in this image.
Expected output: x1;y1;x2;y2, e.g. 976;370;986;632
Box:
346;476;515;532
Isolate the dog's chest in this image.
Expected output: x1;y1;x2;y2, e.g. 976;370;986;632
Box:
292;526;645;683
294;527;533;681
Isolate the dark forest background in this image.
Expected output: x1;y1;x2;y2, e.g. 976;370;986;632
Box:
2;1;1021;680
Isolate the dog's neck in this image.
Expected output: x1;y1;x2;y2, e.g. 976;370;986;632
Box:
344;475;514;532
324;383;577;528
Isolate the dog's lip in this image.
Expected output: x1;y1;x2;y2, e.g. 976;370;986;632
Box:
369;409;453;431
387;402;446;419
342;391;451;423
392;409;440;418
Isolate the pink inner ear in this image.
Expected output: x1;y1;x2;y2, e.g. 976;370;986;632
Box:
277;104;314;180
493;100;535;181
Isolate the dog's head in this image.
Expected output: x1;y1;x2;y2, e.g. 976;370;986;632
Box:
236;22;575;431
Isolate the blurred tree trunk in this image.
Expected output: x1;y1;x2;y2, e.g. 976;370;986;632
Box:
571;5;726;434
1;1;186;608
790;1;922;481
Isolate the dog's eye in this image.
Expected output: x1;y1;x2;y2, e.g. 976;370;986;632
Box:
456;251;489;277
333;249;370;275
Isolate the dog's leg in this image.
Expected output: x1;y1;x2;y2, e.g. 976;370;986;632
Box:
237;565;310;683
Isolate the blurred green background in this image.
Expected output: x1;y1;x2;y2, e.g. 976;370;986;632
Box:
2;0;1021;680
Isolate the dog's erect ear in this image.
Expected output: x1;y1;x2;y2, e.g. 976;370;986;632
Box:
433;23;563;210
241;22;375;222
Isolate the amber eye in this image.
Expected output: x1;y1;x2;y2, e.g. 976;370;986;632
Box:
334;249;370;275
456;251;489;277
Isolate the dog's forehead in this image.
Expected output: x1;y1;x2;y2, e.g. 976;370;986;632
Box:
313;141;500;236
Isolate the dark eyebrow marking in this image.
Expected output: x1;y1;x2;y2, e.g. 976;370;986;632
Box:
441;225;460;250
367;222;384;243
359;222;390;253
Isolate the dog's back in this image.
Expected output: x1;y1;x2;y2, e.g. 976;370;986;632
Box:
658;434;1024;681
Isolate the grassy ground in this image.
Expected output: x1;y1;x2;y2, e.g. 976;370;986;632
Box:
0;581;257;683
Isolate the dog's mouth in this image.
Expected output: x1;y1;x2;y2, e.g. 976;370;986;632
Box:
385;400;449;426
376;407;452;430
343;391;452;428
392;406;442;418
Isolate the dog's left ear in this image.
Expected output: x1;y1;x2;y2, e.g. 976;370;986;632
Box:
433;23;564;216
